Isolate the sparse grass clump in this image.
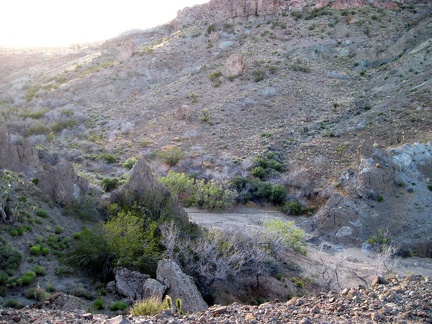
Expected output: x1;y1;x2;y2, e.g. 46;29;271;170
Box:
24;287;50;301
130;296;170;316
252;70;266;82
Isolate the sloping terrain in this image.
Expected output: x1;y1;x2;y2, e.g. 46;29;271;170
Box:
0;0;431;317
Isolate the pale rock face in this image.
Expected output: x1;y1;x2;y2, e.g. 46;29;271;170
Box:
222;53;245;78
116;42;135;62
113;267;150;300
156;259;208;313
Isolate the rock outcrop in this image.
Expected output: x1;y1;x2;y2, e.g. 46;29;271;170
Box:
111;159;188;223
36;161;89;207
156;259;208;313
172;0;414;29
0;124;41;172
0;124;88;206
313;142;432;254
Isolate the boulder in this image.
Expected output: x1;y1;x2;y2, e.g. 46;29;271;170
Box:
114;268;150;300
36;161;89;206
222;54;244;78
114;267;150;300
156;259;208;313
116;42;134;62
142;278;167;301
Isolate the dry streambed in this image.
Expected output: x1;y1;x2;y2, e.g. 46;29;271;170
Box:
187;207;432;289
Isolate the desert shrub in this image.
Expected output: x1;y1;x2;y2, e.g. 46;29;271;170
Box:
251;166;266;180
54;226;63;234
282;201;303;215
130;296;170;316
24;287;49;301
0;286;5;297
122;157;138;170
428;184;432;192
96;153;118;164
64;227;113;280
264;219;305;254
0;272;9;285
21;271;37;285
159;171;195;206
21;108;48;119
269;185;287;205
25;124;49;136
29;245;41;256
0;243;22;272
93;298;105;310
110;301;129;311
366;230;392;252
291;11;302;19
103;209;162;273
34;265;47;276
68;286;95;300
101;177;119;192
158;147;183;166
51;119;78;133
194;179;238;211
41;247;50;256
35;208;48;218
209;71;222;81
2;298;24;309
252;70;266;82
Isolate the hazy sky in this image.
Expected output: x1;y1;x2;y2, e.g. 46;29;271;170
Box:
1;0;209;48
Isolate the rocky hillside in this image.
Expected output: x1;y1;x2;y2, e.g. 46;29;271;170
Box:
0;0;432;319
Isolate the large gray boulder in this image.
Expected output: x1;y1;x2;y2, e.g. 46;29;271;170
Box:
142;278;167;301
156;259;208;313
113;267;150;300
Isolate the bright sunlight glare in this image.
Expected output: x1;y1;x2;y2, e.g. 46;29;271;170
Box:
0;0;208;48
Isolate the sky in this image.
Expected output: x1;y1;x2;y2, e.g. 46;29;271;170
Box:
0;0;209;48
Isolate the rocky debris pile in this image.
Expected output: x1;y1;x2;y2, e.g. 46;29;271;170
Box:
1;275;431;323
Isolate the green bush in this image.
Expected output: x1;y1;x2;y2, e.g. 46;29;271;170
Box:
252;70;266;82
64;227;113;280
35;208;48;218
270;185;287;205
24;287;49;301
282;201;303;215
428;184;432;192
54;226;63;234
2;298;24;309
264;219;305;254
157;147;183;166
159;171;196;206
251;166;266;180
110;301;128;311
93;298;105;310
96;153;118;164
68;286;95;300
130;296;170;316
122;157;138;170
21;271;37;285
29;245;41;256
34;265;47;276
0;286;6;297
209;71;222;81
41;247;50;256
101;177;120;192
0;243;23;271
51;119;78;133
194;179;238;211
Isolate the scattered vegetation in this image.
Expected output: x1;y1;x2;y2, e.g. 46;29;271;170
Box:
110;301;129;311
157;147;184;166
130;296;170;316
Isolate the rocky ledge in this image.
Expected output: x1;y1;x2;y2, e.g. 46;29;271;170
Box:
1;274;431;323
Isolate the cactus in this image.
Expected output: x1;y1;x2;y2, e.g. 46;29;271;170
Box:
175;298;184;315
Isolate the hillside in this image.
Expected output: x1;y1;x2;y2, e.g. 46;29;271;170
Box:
0;0;432;319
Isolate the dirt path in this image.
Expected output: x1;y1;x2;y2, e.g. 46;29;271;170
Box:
187;207;432;289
